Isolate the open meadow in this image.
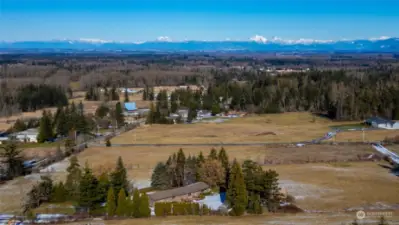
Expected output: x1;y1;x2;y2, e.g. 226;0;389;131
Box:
67;144;398;212
111;112;399;144
66;213;399;225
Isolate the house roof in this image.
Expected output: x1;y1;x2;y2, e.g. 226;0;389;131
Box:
148;182;209;202
365;116;395;125
124;102;137;111
15;128;39;136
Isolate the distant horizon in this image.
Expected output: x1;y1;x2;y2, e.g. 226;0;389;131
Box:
1;0;399;42
0;35;397;44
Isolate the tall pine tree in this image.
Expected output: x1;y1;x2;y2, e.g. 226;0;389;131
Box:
106;187;116;217
176;148;186;187
115;188;128;217
79;163;100;211
65;156;81;201
139;193;151;217
132;189;141;218
115;102;125;128
37;110;53;143
226;159;248;216
110;157;128;197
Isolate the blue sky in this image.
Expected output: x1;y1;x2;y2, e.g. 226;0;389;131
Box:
1;0;399;42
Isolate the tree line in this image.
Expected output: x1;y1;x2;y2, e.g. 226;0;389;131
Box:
151;147;282;216
145;69;399;122
209;70;399;120
0;83;68;117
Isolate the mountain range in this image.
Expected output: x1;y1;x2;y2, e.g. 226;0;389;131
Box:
1;36;399;53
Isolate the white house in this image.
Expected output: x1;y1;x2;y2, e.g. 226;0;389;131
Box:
12;128;39;143
365;117;399;130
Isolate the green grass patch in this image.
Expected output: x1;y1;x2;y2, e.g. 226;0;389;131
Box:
19;141;60;148
329;123;368;131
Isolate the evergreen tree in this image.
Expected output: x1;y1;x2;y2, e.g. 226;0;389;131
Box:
211;102;221;116
139;193;151;217
218;147;229;171
55;107;68;136
115;102;125;128
97;172;110;203
176;148;186;187
248;193;262;214
115;188;128;217
106;187;116;217
170;92;179;113
65;156;81;201
37;110;53;143
110;157;128;197
197;151;205;164
151;162;171;190
208;148;218;160
146;102;155;124
0;141;25;179
132;189;141;218
79;163;100;211
51;182;68;203
124;88;130;103
226;159;248;216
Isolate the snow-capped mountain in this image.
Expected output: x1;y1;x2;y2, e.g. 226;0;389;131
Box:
1;36;398;52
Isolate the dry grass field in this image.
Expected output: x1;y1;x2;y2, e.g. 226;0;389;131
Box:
71;145;399;211
325;130;399;143
79;145;375;179
112;112;399;144
0;144;396;214
69;213;399;225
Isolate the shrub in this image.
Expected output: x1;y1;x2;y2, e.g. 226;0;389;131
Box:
154;202;172;216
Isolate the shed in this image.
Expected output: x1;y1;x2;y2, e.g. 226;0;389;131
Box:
148;182;209;205
365;117;399;130
12;128;39;143
124;102;137;111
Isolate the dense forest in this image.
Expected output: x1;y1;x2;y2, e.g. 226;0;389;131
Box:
0;83;68;116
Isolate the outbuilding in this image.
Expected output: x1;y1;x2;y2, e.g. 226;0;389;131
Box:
147;182;210;206
365;117;399;130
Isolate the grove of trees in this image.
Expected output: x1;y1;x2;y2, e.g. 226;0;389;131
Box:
151;147;282;216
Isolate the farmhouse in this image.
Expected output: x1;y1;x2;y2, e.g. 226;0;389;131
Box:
365;117;399;130
147;182;210;206
11;128;39;143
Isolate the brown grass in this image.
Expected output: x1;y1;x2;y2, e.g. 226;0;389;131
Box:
64;213;399;225
112;112;399;144
325;130;399;143
77;145;372;179
264;162;399;211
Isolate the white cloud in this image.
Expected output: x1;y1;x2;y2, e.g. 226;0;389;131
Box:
250;35;268;43
78;38;111;44
369;36;391;41
156;36;172;42
249;35;335;45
